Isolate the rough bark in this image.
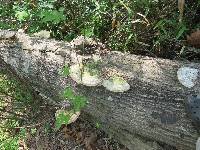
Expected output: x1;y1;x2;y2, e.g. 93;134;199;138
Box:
0;30;200;150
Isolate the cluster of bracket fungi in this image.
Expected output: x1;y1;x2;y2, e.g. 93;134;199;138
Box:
69;36;130;93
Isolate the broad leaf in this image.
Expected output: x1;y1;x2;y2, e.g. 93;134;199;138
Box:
55;112;70;129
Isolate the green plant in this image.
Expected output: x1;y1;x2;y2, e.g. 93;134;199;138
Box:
95;122;101;129
0;70;43;149
0;134;19;150
39;7;66;24
15;10;29;22
63;87;87;112
55;66;87;129
2;0;200;60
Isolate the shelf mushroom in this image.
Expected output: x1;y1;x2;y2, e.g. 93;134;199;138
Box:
177;66;198;88
103;76;130;92
196;137;200;150
69;64;102;86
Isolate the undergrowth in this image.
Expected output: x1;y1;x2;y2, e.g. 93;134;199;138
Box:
0;65;86;149
0;63;52;149
0;0;200;60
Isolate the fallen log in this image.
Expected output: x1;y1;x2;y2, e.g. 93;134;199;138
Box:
0;30;200;150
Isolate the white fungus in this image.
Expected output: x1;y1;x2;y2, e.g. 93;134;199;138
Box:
69;64;101;86
196;137;200;150
33;30;51;39
92;54;101;62
81;71;102;86
177;67;198;88
16;30;32;50
69;64;83;84
103;76;130;92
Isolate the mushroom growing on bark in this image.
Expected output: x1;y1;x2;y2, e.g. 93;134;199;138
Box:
102;76;130;92
69;64;102;86
177;66;198;88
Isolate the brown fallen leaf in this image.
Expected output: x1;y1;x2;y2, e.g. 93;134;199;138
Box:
62;126;74;140
85;133;98;150
76;131;85;144
187;30;200;48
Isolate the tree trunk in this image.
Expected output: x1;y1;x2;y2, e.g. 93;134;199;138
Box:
0;30;200;150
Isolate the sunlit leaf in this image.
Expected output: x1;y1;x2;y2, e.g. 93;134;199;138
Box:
63;87;74;99
55;110;80;129
55;112;70;129
73;95;87;112
15;10;29;21
40;9;65;24
81;27;94;37
62;65;70;76
176;24;187;39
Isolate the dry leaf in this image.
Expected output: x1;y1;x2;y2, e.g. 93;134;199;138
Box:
187;30;200;48
112;18;120;30
62;126;72;139
85;133;97;150
76;131;85;144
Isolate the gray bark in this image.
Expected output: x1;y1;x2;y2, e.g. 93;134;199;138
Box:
0;30;200;150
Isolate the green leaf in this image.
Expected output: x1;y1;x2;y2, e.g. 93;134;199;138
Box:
19;128;26;140
95;122;101;128
59;7;65;12
154;19;165;30
62;65;70;76
63;87;74;100
73;95;87;112
40;9;66;24
176;24;187;40
55;112;70;129
15;10;29;21
30;128;37;135
81;26;94;37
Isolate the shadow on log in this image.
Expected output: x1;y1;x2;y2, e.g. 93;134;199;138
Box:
0;30;200;150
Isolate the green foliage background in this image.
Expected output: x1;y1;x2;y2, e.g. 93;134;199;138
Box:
1;0;200;60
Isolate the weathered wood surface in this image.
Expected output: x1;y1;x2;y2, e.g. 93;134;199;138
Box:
0;30;200;150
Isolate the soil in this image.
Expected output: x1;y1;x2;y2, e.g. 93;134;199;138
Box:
24;116;129;150
23;114;176;150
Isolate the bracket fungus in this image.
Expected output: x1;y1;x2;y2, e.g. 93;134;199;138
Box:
177;66;198;88
102;76;130;92
196;137;200;150
69;64;102;86
33;30;51;39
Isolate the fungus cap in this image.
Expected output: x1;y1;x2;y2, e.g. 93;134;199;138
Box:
69;64;101;86
69;64;83;84
196;137;200;150
103;76;130;92
177;67;198;88
82;71;102;86
33;30;51;39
